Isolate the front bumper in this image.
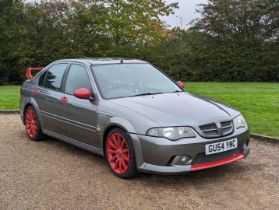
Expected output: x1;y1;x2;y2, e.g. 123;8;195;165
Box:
130;128;250;174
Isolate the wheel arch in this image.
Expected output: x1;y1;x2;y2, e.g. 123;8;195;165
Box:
100;116;144;169
22;97;45;129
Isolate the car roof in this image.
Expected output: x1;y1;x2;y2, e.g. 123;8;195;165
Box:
55;58;148;65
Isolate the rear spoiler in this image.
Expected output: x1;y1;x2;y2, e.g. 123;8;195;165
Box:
25;67;44;79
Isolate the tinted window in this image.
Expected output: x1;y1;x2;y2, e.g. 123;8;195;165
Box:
44;64;67;90
65;64;92;95
38;71;47;86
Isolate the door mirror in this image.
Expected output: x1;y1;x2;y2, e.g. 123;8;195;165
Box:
74;88;91;99
176;81;185;89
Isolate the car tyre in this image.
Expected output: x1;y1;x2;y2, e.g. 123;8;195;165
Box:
105;128;137;179
25;106;45;141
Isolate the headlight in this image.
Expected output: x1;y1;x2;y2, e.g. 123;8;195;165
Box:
146;127;196;140
233;115;247;129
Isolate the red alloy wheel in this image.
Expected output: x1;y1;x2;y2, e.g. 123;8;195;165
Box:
106;132;130;175
25;107;38;138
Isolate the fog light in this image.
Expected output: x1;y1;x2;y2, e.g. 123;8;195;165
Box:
181;155;192;164
170;155;193;165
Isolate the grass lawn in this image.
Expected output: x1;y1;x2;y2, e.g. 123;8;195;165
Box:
0;85;21;110
0;83;278;137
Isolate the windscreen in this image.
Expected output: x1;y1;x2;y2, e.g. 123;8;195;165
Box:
91;63;181;99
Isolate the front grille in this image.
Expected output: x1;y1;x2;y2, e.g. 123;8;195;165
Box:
199;120;233;138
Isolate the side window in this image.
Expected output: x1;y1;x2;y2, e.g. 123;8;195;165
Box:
44;64;67;90
65;64;92;95
38;71;47;87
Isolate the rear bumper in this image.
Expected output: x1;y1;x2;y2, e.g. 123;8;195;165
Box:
130;128;250;174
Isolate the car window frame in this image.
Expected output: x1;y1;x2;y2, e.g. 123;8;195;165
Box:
38;62;70;93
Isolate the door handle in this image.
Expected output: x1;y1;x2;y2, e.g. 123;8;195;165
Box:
33;89;40;95
60;96;68;103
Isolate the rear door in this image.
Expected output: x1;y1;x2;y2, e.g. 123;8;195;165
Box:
34;63;69;135
59;63;99;147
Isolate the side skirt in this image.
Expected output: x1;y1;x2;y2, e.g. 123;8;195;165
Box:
43;129;103;156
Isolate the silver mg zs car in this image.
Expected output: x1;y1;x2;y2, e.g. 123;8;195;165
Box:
20;58;250;178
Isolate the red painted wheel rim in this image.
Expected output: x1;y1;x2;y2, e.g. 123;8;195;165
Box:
106;132;130;174
25;108;38;138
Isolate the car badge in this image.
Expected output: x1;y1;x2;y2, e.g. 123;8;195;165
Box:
216;122;223;135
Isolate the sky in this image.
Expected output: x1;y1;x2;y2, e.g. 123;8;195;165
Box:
163;0;208;28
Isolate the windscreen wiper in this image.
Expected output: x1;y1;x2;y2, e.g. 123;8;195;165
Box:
133;92;162;97
172;90;184;93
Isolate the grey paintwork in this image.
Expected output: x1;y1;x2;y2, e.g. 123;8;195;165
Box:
20;58;250;174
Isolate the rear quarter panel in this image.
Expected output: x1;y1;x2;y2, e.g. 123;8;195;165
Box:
20;79;44;128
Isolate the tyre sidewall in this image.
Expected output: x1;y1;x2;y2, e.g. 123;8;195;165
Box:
25;106;43;141
105;128;137;179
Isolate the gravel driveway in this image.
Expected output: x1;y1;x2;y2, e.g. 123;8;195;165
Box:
0;114;279;209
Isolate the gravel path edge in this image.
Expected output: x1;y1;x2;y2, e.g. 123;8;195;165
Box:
251;133;279;144
0;109;20;114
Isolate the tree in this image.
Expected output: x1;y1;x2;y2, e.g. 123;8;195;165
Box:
78;0;178;57
7;0;178;82
1;0;278;83
190;0;279;81
0;0;25;84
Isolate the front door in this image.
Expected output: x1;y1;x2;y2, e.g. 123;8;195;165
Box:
60;63;99;147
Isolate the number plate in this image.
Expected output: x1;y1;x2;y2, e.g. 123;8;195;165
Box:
205;139;238;155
